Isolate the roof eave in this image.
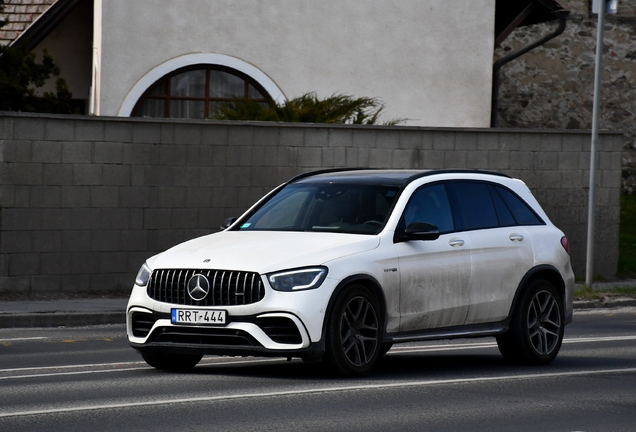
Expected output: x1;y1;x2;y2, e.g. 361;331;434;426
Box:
495;0;566;45
11;0;81;49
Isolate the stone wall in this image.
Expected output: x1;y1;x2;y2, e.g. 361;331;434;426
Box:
0;113;623;294
495;0;636;193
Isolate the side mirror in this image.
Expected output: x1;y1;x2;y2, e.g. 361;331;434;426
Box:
220;217;238;230
404;222;440;241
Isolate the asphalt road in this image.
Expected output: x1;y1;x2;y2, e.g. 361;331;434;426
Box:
0;308;635;431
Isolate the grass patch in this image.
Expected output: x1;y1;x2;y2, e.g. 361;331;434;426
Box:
618;193;636;278
573;285;636;301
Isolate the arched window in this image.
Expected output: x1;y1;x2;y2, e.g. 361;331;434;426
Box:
132;65;271;119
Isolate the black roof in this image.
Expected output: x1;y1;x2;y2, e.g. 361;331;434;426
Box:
290;169;511;187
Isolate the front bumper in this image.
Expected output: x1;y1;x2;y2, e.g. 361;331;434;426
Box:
128;307;313;346
130;339;324;359
126;277;335;359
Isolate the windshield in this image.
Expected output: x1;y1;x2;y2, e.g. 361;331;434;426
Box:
237;183;400;234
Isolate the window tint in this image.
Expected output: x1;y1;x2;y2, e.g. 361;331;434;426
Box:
447;182;498;230
489;185;516;226
238;183;399;235
403;183;454;233
494;186;543;226
253;189;310;230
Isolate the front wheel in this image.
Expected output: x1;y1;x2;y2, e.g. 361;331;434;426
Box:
497;279;564;365
324;285;383;377
141;351;203;371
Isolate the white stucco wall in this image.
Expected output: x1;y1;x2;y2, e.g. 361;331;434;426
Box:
99;0;496;127
34;0;93;108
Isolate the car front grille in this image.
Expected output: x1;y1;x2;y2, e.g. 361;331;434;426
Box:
147;269;265;306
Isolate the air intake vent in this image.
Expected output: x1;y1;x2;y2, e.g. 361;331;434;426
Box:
150;327;259;347
259;317;302;344
131;312;156;338
147;269;265;306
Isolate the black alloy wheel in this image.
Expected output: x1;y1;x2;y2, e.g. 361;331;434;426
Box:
497;279;564;365
325;285;382;377
527;288;562;356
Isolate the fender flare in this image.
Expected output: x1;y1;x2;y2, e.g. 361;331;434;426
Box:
504;264;567;327
315;274;387;355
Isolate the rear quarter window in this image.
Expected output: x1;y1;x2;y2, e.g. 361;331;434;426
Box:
489;185;516;226
446;181;544;230
494;186;544;226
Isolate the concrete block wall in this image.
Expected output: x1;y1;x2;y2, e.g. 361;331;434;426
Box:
0;113;623;294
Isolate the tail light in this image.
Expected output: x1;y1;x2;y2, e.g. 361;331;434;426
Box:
560;236;570;255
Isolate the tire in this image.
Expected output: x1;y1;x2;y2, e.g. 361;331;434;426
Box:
141;351;203;371
324;285;383;377
497;279;564;365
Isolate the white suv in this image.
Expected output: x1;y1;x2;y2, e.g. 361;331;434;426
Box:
127;169;574;376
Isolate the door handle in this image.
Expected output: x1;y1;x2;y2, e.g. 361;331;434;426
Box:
449;238;465;247
509;233;524;242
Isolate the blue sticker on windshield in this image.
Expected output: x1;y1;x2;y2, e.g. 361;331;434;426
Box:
386;191;396;197
241;223;251;228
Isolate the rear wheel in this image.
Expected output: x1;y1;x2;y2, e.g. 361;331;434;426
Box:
141;351;203;371
324;285;382;377
497;279;564;365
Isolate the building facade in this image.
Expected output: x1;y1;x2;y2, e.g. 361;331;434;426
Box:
4;0;504;127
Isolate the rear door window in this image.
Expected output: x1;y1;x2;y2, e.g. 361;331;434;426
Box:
447;182;499;231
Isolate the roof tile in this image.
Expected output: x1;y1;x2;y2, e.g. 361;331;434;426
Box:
0;0;57;46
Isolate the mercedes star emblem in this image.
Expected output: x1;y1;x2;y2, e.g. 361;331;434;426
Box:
187;274;210;301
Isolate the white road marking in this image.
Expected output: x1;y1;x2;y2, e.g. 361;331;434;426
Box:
0;337;47;342
1;367;151;380
0;361;145;373
386;335;636;354
0;335;634;380
0;358;282;379
562;335;636;344
2;367;636;418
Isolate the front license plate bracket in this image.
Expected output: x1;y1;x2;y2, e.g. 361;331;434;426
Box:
171;308;227;325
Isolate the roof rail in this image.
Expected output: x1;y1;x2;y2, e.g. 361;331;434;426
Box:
408;169;511;180
286;168;370;184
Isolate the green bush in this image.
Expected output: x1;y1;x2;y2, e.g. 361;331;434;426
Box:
210;92;405;125
618;192;636;277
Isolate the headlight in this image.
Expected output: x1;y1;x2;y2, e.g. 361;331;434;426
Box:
135;263;152;286
267;267;328;291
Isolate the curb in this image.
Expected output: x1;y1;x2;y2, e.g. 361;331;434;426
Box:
0;312;126;329
573;299;636;310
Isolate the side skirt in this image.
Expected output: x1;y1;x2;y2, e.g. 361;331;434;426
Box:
384;321;508;344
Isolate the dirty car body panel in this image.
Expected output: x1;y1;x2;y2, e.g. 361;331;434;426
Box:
127;169;575;376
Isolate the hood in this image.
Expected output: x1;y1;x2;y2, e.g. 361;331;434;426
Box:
147;231;381;274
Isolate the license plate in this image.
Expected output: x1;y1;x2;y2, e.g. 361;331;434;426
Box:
171;309;227;325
